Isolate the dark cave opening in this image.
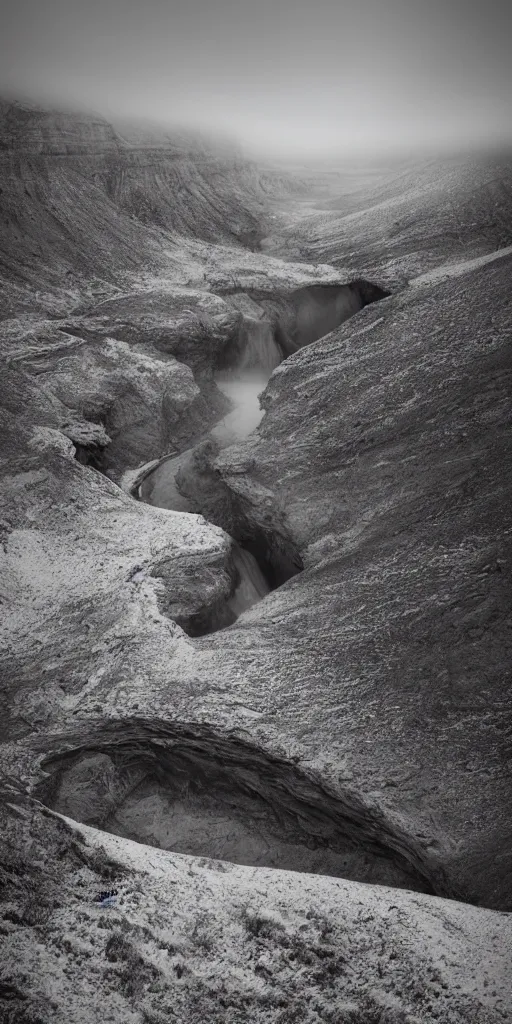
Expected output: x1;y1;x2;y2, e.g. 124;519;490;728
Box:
216;278;390;370
72;442;107;471
35;726;443;898
282;280;391;353
232;528;303;591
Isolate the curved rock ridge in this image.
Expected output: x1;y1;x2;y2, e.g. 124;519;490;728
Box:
35;720;443;894
2;798;511;1024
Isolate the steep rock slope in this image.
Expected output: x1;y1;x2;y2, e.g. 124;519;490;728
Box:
0;100;301;315
263;155;512;286
206;256;512;908
2;800;512;1024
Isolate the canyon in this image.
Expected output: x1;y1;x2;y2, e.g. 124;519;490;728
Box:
1;99;512;1024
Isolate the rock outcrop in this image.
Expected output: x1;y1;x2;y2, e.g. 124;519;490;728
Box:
2;798;511;1024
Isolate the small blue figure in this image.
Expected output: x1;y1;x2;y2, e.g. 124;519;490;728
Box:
95;888;118;908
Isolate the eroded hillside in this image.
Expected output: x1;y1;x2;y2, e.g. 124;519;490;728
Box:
1;102;512;1024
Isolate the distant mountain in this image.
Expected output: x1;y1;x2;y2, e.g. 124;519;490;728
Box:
263;152;512;285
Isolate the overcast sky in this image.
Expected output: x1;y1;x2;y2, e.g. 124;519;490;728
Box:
1;0;511;157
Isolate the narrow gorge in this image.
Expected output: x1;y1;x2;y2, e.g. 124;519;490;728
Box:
134;279;390;632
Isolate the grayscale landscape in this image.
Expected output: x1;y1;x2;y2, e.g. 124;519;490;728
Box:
0;1;511;1022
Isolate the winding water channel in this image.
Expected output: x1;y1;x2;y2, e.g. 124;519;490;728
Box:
138;283;389;629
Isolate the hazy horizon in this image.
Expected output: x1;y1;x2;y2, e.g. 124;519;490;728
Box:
1;0;511;159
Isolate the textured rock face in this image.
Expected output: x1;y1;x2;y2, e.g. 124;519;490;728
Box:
211;257;512;908
2;101;512;1022
77;289;243;374
262;156;512;287
2;801;512;1024
3;320;217;479
0;368;243;743
32;336;204;478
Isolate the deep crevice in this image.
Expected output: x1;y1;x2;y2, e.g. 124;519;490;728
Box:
171;542;272;638
72;442;107;471
236;533;302;590
215;278;390;369
135;277;388;633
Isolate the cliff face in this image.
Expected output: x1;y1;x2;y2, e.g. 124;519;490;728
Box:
0;101;277;313
0;100;122;153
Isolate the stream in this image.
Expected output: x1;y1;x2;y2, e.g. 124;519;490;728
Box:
138;282;389;630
